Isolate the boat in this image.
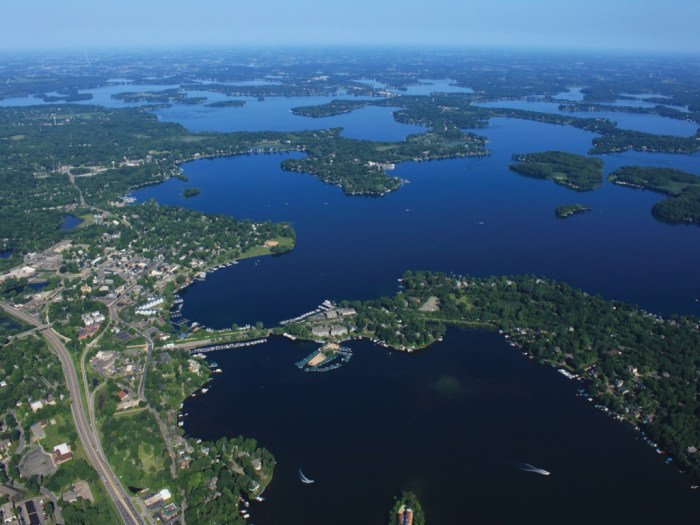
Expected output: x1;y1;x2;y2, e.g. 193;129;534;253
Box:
299;468;314;484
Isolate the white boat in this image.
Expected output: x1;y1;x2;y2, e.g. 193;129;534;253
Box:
299;468;314;484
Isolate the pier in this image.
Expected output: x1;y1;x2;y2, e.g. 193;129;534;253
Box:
279;300;334;326
191;338;267;354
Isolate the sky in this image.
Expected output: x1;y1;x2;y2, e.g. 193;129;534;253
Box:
1;0;698;53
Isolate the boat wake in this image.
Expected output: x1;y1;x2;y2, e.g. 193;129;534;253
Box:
299;468;315;484
519;463;550;476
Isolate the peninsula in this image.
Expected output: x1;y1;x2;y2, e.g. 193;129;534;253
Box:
609;166;700;225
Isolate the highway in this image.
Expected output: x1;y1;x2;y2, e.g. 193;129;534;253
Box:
1;302;145;525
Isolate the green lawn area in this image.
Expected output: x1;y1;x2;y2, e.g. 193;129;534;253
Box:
238;236;295;260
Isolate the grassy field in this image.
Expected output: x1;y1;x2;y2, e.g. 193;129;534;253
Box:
100;408;170;490
238;236;295;260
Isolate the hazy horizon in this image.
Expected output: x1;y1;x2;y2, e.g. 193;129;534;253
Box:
2;0;698;54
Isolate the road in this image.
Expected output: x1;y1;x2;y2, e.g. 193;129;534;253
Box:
1;302;145;525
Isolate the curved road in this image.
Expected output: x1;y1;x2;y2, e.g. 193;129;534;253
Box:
1;302;145;525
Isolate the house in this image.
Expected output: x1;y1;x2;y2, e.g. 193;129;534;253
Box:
116;390;129;402
29;401;43;413
53;443;73;465
311;326;329;338
144;488;172;508
160;502;178;522
329;326;348;337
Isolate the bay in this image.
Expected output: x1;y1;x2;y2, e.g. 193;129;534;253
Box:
182;330;700;524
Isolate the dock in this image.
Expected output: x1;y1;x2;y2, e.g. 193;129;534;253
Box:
191;338;267;354
295;343;352;373
279;300;334;326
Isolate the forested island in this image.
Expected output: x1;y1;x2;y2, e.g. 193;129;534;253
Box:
510;151;604;191
609;166;700;225
389;491;425;525
204;100;246;108
555;204;592;218
182;187;200;198
286;271;700;482
112;88;207;105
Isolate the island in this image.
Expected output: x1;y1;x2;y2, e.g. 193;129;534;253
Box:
112;88;207;105
510;151;604;191
389;491;426;525
204;99;246;108
555;204;592;218
609;166;700;225
182;187;201;198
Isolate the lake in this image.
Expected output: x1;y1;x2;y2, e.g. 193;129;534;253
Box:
59;214;83;231
182;330;700;524
475;99;698;137
134;119;700;326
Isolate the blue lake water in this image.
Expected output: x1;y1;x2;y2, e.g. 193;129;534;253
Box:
182;330;700;524
59;214;83;231
154;99;424;141
134;116;700;327
0;83;181;108
476;99;698;137
0;250;12;259
398;78;474;96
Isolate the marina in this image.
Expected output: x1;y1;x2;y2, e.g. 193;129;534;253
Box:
295;342;353;372
279;300;334;326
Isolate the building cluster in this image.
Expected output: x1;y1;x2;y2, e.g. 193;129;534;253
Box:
28;395;58;413
0;266;36;284
143;488;179;525
136;295;165;316
311;325;349;338
90;349;144;383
